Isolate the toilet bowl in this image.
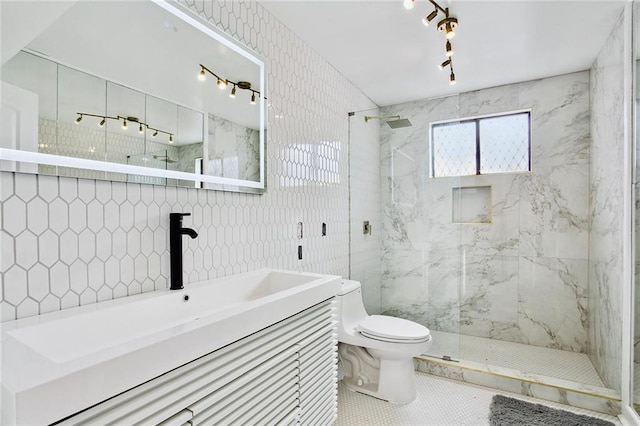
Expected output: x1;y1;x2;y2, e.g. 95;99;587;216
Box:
336;279;432;404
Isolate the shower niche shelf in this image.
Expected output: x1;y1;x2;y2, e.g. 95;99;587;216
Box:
452;186;492;224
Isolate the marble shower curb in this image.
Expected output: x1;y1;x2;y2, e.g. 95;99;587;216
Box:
415;356;621;416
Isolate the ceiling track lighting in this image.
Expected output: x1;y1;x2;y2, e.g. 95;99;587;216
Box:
75;112;174;142
198;63;264;104
407;0;460;85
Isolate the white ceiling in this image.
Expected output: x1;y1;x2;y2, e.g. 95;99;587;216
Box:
261;0;626;107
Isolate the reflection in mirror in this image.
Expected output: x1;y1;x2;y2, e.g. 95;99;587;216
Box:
0;0;265;193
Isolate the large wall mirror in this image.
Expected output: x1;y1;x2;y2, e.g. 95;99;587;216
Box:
0;0;266;193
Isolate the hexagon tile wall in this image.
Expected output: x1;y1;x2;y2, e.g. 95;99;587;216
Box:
0;0;376;321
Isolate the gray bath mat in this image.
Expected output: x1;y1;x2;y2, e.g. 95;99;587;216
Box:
489;395;615;426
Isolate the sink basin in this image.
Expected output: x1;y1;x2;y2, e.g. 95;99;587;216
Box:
1;268;341;425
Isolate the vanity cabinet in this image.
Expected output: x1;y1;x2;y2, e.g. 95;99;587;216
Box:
54;300;337;425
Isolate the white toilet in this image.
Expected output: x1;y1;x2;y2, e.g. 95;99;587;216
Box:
336;279;432;404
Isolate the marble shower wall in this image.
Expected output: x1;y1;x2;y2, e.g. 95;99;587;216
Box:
0;0;377;322
380;71;591;354
589;10;625;391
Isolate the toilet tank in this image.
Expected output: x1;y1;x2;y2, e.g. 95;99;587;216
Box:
338;279;361;296
336;280;369;331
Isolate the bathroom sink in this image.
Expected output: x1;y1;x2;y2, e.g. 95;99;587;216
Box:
1;268;341;425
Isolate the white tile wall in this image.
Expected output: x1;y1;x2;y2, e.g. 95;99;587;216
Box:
0;0;376;321
349;109;382;314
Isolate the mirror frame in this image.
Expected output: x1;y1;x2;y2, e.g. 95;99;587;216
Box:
0;0;266;193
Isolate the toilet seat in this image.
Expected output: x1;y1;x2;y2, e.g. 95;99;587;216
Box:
356;315;431;344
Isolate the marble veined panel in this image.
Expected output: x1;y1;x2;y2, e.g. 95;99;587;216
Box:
458;83;520;118
519;256;589;353
381;249;461;334
588;9;624;391
519;72;590;167
460;254;520;340
391;147;417;207
519;165;589;260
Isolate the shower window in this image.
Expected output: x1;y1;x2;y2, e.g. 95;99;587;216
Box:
430;110;531;178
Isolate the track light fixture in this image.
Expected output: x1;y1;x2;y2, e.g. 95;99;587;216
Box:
407;0;460;85
198;67;206;81
198;64;264;105
440;18;457;40
75;112;174;143
422;9;438;27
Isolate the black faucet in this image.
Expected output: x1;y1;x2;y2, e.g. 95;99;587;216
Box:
170;213;198;290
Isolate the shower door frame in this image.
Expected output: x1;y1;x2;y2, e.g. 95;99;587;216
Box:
622;2;639;425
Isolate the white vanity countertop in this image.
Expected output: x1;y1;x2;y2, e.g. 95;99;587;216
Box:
1;268;341;425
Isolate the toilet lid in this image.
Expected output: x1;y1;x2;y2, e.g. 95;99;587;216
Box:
357;315;431;343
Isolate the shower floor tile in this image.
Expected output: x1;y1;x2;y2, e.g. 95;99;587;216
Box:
335;373;620;426
428;330;604;387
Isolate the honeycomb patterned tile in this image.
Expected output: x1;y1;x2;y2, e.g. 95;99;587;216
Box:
335;373;620;426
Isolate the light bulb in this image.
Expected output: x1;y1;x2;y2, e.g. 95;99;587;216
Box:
446;40;453;57
75;115;83;124
198;68;206;81
230;85;236;98
99;118;106;127
122;120;128;130
217;78;227;89
446;23;455;39
251;92;256;105
403;0;415;9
